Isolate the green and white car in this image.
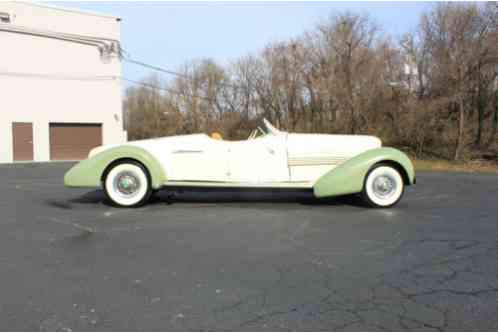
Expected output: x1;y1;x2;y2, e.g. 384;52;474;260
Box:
65;119;415;208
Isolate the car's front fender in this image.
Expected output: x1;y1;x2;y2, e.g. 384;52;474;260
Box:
64;145;167;189
313;147;415;198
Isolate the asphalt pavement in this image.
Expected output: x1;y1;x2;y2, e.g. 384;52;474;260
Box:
0;163;497;331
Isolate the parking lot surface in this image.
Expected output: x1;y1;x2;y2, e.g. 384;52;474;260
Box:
0;163;497;331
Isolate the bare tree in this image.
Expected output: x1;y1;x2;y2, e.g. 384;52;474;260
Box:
123;3;498;161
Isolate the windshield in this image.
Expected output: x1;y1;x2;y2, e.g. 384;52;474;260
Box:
247;118;281;140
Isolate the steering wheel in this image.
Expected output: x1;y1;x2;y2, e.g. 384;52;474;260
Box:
248;130;257;140
247;127;266;140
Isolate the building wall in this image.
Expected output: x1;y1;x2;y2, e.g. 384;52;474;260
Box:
0;1;120;40
0;1;126;163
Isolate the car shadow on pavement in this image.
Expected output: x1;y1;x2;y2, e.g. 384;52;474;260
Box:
47;188;366;209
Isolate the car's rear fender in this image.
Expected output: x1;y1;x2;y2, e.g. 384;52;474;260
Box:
64;145;167;189
313;147;415;198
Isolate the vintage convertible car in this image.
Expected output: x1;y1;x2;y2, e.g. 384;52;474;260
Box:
64;119;415;208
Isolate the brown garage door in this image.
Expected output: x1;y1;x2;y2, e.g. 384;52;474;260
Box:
12;122;34;161
50;123;102;160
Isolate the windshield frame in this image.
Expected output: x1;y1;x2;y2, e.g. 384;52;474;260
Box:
262;118;281;136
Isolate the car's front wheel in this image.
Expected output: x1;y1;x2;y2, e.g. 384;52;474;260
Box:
103;161;152;207
362;164;404;208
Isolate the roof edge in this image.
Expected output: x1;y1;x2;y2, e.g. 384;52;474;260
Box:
18;1;121;21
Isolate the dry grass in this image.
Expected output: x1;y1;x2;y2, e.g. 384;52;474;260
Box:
414;159;498;174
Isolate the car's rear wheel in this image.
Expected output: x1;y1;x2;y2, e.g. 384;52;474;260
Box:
362;164;404;208
103;161;152;207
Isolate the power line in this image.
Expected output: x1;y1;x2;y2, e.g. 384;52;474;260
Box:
0;68;223;103
123;57;191;80
121;77;219;103
120;47;243;91
0;71;119;81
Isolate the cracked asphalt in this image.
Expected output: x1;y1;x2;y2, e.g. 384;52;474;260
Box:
1;163;498;331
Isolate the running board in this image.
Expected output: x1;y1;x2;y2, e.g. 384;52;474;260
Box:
161;180;314;189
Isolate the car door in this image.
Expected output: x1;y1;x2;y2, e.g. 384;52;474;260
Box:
168;136;230;182
227;134;289;183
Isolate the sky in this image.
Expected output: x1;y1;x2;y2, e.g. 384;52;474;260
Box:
53;1;432;82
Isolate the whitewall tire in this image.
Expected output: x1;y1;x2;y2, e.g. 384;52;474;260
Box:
362;164;404;208
103;161;152;207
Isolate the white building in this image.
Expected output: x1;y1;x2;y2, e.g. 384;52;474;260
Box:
0;1;127;163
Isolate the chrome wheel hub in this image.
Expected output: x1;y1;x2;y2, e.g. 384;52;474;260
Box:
114;172;140;196
372;175;396;198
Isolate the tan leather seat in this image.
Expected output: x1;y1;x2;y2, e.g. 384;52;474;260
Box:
211;132;223;140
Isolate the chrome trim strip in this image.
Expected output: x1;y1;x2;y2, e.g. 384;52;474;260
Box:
288;156;349;166
172;150;204;154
